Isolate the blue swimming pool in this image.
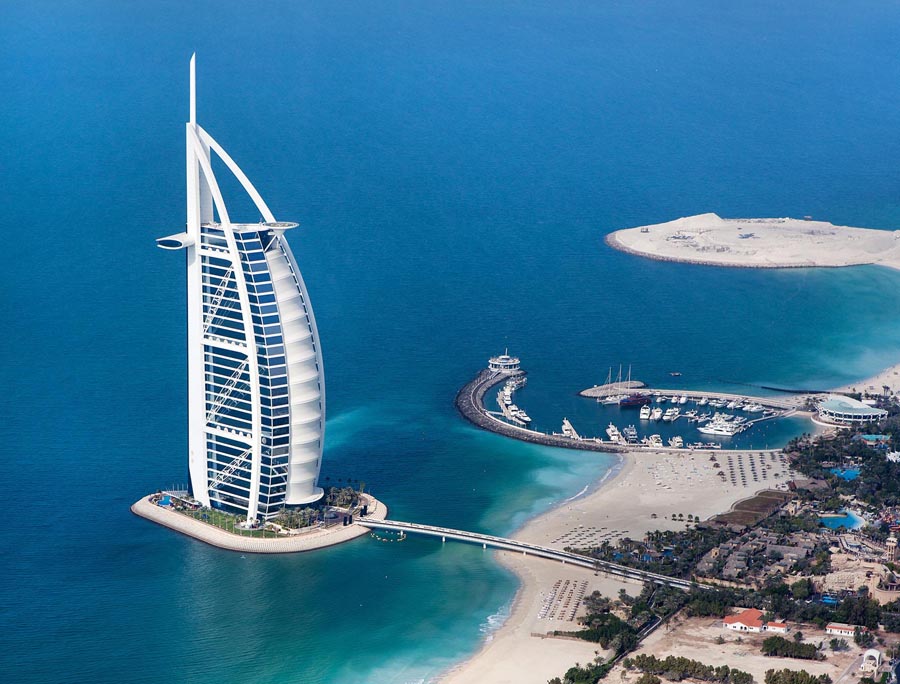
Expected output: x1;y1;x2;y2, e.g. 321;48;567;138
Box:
830;467;860;481
819;510;865;530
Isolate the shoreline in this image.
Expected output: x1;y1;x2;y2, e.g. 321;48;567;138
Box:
131;493;388;553
440;358;900;683
604;213;900;271
440;441;800;683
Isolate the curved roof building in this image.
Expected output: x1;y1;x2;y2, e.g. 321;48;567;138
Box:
817;394;887;426
158;56;325;522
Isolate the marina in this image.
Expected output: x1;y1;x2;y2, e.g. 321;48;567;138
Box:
456;354;813;453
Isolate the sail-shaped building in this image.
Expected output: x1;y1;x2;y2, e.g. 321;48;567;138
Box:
157;56;325;522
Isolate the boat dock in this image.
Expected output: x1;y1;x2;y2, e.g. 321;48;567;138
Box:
457;355;815;454
455;368;625;454
581;384;813;410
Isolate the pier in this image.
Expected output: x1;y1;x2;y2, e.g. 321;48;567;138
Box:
357;519;699;590
455;368;625;453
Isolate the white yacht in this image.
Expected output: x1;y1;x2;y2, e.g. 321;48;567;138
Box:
606;423;622;443
678;395;688;404
651;407;663;421
698;396;709;406
668;435;684;448
662;407;680;422
697;417;742;436
639;404;652;420
647;434;663;448
623;425;638;443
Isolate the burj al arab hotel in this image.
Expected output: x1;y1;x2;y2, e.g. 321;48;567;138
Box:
157;56;325;522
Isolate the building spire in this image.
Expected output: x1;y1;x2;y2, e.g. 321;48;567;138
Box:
189;53;196;124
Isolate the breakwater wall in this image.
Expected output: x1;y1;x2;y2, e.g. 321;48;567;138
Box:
455;368;624;454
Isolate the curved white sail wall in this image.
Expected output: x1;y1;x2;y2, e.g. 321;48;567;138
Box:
158;56;324;521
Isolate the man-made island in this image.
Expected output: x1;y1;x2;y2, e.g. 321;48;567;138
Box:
606;213;900;270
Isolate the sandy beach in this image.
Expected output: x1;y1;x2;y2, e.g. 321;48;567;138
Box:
606;213;900;270
442;448;798;684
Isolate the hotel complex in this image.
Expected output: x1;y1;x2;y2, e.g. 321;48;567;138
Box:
158;57;325;522
817;394;888;426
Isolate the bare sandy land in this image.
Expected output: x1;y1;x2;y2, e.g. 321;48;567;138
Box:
832;361;900;396
607;213;900;270
611;616;858;683
441;450;798;684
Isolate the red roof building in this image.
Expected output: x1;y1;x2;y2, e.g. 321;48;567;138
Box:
723;608;788;634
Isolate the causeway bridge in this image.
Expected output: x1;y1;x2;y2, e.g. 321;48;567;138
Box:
357;518;698;590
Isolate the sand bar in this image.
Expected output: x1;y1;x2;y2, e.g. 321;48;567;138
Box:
607;212;900;270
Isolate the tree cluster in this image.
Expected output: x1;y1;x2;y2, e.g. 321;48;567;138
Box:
764;669;831;684
622;654;753;684
760;635;823;660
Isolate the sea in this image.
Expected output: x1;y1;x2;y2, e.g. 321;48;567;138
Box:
4;2;900;682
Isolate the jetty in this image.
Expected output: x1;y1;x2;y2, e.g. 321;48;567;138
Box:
456;354;815;453
455;367;625;454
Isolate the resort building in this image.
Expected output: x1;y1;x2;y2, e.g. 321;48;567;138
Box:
488;352;521;373
722;608;788;633
825;622;860;637
157;56;325;522
817;395;887;426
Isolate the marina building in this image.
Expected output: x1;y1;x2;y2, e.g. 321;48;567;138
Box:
488;352;521;372
157;57;325;522
817;395;887;426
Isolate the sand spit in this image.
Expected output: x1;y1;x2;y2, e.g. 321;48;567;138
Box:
607;212;900;270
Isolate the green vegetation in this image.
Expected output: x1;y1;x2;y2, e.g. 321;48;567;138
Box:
548;658;611;684
622;654;753;684
828;637;849;651
185;507;281;538
764;670;831;684
760;635;823;660
575;526;737;579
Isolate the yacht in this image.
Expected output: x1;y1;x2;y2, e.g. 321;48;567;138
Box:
639;404;652;420
726;400;738;409
656;395;668;403
561;418;579;439
662;407;680;422
678;395;688;404
697;417;742;436
647;434;663;448
651;407;663;421
606;423;622;443
623;425;638;443
668;435;684;448
698;396;709;406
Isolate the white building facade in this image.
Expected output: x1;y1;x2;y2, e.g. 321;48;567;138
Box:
158;57;325;522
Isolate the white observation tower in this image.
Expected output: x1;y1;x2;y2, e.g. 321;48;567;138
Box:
157;56;325;522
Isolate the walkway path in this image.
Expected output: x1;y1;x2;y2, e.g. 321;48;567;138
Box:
357;519;699;590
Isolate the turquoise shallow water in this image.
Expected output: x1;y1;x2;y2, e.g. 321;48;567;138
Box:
4;2;900;682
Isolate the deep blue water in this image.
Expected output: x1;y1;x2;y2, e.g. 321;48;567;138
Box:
4;2;900;682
